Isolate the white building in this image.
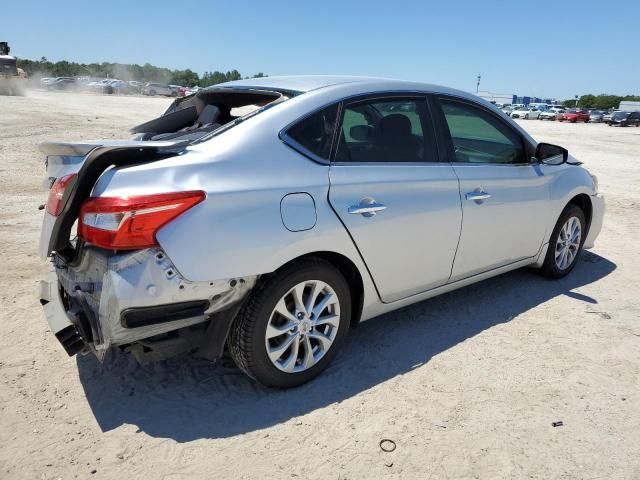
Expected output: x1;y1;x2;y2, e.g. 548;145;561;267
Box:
619;101;640;112
476;91;515;106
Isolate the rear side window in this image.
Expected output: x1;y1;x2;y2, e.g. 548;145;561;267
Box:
335;98;437;163
440;99;526;164
285;105;339;161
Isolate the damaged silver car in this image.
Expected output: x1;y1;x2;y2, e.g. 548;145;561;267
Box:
39;76;604;388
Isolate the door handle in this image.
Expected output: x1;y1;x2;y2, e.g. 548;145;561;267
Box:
465;191;491;201
348;198;387;217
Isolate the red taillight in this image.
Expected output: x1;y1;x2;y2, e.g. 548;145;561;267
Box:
46;173;78;216
78;191;206;250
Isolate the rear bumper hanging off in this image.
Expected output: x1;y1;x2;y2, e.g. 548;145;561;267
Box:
40;272;86;356
39;247;256;360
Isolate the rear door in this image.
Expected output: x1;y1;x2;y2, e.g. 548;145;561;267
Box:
327;95;462;303
434;96;550;281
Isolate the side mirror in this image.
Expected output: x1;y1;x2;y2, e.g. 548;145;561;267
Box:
535;142;568;165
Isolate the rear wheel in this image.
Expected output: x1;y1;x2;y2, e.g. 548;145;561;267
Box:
539;205;586;278
228;258;351;388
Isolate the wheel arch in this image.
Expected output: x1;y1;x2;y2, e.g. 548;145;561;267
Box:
266;251;365;328
567;193;593;234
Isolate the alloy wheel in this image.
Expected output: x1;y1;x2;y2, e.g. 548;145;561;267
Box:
264;280;341;373
555;216;582;270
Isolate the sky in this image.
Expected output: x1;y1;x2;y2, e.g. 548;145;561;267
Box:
4;0;639;99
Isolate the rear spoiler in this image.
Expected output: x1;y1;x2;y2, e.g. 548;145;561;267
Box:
46;140;188;264
39;139;183;157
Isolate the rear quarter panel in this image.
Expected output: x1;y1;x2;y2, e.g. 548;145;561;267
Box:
90;103;372;287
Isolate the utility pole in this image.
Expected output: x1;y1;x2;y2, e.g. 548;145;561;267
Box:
476;74;481;93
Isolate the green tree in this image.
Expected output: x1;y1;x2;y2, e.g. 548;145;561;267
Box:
578;94;596;108
15;56;265;87
170;69;200;86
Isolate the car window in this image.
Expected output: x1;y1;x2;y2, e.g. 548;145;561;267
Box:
335;98;437;163
286;104;339;161
440;99;526;164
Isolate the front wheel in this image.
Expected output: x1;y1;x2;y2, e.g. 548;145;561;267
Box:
228;258;351;388
539;205;586;278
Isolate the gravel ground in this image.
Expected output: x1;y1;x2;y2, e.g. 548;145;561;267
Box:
1;90;639;480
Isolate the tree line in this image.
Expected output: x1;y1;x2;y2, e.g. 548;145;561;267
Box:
561;94;640;110
16;57;266;87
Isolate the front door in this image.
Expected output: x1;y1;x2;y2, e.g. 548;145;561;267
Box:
435;97;550;281
328;96;462;303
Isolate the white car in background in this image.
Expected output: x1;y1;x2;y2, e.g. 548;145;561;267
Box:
511;106;541;120
539;108;561;121
142;82;175;96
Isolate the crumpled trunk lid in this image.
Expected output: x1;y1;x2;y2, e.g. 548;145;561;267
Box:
39;139;187;259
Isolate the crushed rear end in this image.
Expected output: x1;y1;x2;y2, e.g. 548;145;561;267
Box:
37;86;287;362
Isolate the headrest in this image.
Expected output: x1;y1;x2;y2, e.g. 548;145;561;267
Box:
198;104;221;125
350;125;374;141
378;114;412;138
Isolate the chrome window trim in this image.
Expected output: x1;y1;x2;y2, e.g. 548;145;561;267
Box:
279;90;440;166
332;92;441;165
279;89;538;167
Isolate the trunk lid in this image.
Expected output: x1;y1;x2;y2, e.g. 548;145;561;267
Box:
39;139;187;259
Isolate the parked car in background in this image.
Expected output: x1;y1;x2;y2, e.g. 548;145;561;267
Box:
602;110;619;122
177;86;196;97
589;110;606;123
39;77;54;87
47;77;77;90
539;109;560;121
558;109;590;123
607;111;640;127
168;85;182;96
501;105;515;115
37;76;604;387
142;82;174;96
511;106;541;119
106;80;138;95
128;80;143;93
87;79;112;91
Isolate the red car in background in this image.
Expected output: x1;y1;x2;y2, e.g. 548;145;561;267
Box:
557;108;590;123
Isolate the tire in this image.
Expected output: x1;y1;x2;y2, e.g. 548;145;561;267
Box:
525;114;529;119
228;258;351;388
539;204;586;278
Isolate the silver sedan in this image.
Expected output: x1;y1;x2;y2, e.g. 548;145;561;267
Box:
38;76;604;387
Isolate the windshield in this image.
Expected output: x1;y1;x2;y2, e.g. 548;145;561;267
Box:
613;112;630;119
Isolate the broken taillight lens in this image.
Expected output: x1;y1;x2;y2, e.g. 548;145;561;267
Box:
78;191;206;250
46;173;78;216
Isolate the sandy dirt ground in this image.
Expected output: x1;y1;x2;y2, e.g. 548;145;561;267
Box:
1;90;639;480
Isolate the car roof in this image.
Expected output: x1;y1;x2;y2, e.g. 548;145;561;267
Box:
210;75;473;98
